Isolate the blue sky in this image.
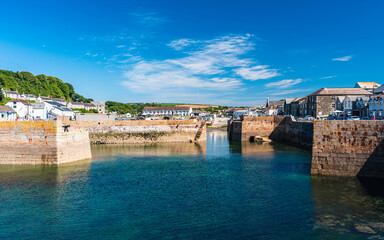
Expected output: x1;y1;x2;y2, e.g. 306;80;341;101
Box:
0;0;383;105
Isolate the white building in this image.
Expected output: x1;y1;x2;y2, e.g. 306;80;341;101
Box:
142;107;192;116
45;101;74;118
0;106;17;121
1;89;20;99
31;103;47;120
20;93;37;101
233;110;248;118
5;99;33;120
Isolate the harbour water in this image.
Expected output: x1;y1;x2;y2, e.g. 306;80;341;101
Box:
1;130;384;239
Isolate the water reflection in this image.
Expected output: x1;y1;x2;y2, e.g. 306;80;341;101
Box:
0;160;91;187
91;141;206;159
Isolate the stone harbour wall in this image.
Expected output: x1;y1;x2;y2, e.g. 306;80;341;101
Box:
311;120;384;178
62;119;207;144
0;121;91;165
228;116;313;149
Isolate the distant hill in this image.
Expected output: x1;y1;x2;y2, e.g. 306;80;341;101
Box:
0;69;92;102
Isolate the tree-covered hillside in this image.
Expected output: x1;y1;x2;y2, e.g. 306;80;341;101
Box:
0;69;92;102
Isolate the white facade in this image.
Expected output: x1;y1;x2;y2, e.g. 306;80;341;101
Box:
0;106;17;121
143;107;192;116
5;99;33;120
31;103;47;120
1;89;20;99
233;110;248;117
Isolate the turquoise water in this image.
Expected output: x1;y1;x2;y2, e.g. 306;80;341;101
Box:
1;130;384;239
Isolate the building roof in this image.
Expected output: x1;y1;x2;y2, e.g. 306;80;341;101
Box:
3;90;19;94
83;103;95;107
374;85;384;94
71;102;84;105
354;82;381;89
0;105;16;113
291;97;306;104
283;98;296;104
143;106;191;111
308;88;371;96
91;101;105;106
8;98;31;105
268;101;285;106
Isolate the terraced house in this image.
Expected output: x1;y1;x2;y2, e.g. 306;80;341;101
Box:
142;106;192;116
307;88;371;118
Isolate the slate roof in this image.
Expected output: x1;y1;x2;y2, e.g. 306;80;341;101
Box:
308;88;371;96
0;106;16;113
46;101;72;112
9;98;31;105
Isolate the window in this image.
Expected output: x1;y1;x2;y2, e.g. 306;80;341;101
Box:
332;104;335;108
332;96;336;100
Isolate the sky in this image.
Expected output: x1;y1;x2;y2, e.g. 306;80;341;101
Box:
0;0;383;106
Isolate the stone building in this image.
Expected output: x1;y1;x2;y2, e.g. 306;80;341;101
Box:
307;88;371;118
289;97;307;117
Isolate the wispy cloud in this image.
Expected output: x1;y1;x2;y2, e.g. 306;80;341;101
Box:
129;12;168;26
168;39;198;50
235;65;280;81
320;75;337;79
265;79;303;89
332;55;352;62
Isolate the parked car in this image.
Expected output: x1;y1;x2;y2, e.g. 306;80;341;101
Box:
304;115;314;121
347;116;360;121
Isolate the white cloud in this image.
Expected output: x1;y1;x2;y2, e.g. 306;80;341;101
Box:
320;75;337;79
122;34;258;96
235;65;280;81
332;55;352;62
265;79;303;89
116;45;126;48
168;39;198;50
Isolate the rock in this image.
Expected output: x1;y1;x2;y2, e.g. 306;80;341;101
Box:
355;224;377;234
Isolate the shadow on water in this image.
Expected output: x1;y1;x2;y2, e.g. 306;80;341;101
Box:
311;176;384;238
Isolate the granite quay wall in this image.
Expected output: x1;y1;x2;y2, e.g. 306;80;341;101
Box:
61;119;207;144
228;116;313;149
0;121;91;165
269;117;314;150
311;120;384;178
